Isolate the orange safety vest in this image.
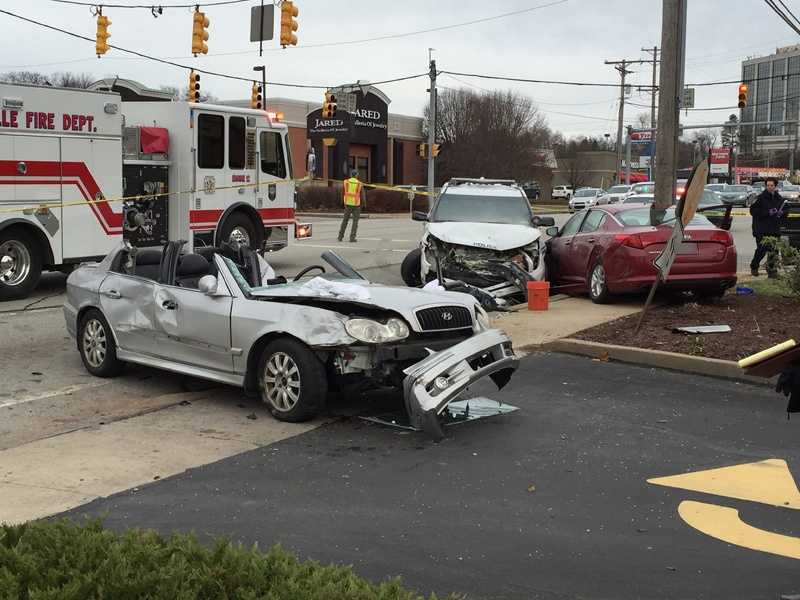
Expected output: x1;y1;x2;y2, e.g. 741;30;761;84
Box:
343;177;362;207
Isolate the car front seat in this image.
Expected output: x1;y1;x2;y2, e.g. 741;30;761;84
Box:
176;253;211;289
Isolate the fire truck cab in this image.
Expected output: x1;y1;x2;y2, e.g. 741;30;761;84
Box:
0;82;302;300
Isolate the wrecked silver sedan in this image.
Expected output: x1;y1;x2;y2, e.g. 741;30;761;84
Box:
64;241;518;439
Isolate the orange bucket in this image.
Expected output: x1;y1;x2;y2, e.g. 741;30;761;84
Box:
527;280;550;311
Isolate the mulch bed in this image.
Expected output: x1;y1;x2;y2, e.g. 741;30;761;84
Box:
573;293;800;362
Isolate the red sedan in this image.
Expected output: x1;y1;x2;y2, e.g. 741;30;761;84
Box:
546;204;737;303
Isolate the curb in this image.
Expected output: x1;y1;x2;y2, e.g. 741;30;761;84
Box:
543;338;773;387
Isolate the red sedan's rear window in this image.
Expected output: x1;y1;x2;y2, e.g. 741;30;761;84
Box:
616;207;712;228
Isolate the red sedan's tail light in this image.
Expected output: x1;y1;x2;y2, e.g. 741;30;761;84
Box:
709;230;733;246
614;233;644;249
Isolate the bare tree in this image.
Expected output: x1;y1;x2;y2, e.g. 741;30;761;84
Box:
426;88;552;185
0;70;94;88
636;111;651;129
692;128;720;157
564;153;591;190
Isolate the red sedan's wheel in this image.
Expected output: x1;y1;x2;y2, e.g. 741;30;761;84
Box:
588;260;611;304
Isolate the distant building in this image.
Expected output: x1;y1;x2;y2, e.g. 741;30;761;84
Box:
553;150;619;191
740;45;800;154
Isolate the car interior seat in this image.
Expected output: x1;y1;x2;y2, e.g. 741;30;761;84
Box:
134;249;162;281
176;253;212;288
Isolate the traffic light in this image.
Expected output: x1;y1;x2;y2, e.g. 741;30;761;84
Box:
431;143;441;157
738;83;749;109
95;12;111;57
188;70;201;103
418;143;427;158
192;9;210;56
321;92;337;118
280;1;299;47
251;82;263;109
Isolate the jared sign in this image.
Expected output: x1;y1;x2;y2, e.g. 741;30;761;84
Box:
352;108;386;130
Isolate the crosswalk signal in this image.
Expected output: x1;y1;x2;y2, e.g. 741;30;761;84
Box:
431;143;441;157
280;1;299;47
321;92;337;118
188;70;201;103
95;12;111;57
418;143;427;159
192;9;210;56
251;82;263;110
738;83;749;109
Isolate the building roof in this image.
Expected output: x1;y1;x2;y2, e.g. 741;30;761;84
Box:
87;78;174;101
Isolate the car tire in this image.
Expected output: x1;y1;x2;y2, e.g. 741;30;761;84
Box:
0;228;43;301
78;309;123;377
258;338;327;423
401;247;423;287
588;260;611;304
218;211;263;251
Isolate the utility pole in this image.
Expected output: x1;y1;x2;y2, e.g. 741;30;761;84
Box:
427;52;437;208
653;0;687;217
606;59;632;184
642;46;660;179
625;126;632;184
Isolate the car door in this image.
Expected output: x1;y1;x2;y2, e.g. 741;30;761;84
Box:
547;211;587;286
151;252;235;375
569;210;607;286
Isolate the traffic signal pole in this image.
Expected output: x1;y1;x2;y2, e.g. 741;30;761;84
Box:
427;57;437;208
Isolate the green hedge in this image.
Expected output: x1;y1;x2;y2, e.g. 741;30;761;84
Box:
297;183;428;214
0;520;454;600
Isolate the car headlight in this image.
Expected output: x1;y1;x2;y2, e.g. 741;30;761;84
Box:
475;305;491;331
345;317;410;343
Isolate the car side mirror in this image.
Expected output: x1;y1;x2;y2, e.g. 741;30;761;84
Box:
533;216;556;227
198;275;219;295
545;226;560;237
412;211;428;222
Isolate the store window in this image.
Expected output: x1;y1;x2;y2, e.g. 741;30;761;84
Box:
348;156;369;182
260;131;287;178
228;116;246;170
197;114;224;169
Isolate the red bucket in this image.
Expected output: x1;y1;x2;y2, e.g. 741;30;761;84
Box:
527;280;550;311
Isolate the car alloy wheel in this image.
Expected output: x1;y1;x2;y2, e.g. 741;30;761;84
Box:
590;264;606;299
82;318;107;369
263;351;301;412
0;240;31;287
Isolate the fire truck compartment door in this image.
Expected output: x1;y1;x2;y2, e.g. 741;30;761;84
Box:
60;136;122;261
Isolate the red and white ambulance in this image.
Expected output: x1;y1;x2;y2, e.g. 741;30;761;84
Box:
0;81;304;300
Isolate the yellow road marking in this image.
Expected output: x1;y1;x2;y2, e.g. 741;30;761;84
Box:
648;458;800;509
678;500;800;560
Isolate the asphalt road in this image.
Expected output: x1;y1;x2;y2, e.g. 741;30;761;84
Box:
0;212;760;314
65;353;800;600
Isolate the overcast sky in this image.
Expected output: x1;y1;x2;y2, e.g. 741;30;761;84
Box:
1;0;797;139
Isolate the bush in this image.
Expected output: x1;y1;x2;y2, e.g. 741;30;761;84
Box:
763;236;800;297
296;182;428;214
0;519;453;600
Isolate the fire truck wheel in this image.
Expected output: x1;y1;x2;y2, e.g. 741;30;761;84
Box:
219;212;263;250
0;228;43;301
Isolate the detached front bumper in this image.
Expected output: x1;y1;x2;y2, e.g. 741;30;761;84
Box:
402;328;518;440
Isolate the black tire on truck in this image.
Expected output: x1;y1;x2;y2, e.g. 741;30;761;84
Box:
401;247;423;287
258;338;327;423
0;227;43;301
218;211;264;250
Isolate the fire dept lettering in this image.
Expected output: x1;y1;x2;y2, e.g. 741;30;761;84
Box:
0;110;96;132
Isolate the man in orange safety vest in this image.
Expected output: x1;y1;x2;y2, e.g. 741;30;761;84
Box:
338;169;366;242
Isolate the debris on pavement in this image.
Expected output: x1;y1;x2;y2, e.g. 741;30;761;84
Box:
672;325;732;334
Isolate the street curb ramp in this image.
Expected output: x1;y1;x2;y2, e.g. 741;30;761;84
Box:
543;338;773;387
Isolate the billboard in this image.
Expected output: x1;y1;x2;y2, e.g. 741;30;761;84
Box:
709;147;730;175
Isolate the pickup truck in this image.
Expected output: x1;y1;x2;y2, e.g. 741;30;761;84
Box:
552;185;573;200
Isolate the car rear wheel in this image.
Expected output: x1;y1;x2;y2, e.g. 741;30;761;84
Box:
78;309;123;377
588;260;611;304
258;338;326;423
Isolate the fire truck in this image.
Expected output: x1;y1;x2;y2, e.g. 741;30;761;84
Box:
0;82;306;300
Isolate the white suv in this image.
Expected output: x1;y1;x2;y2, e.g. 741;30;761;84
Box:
552;185;573;200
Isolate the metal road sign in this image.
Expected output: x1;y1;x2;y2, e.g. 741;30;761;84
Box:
250;5;275;42
682;87;695;109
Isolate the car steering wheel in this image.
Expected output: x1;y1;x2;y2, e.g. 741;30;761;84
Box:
293;265;326;281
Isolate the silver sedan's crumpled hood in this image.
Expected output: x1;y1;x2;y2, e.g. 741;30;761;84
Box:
249;280;477;331
427;222;539;251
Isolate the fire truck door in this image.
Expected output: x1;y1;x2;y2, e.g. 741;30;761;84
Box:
257;128;290;223
60;136;122;260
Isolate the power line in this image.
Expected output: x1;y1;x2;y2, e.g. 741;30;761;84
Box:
776;0;800;28
764;0;800;35
0;7;429;90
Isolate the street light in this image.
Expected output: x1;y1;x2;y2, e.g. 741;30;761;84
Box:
604;133;611;150
253;66;265;109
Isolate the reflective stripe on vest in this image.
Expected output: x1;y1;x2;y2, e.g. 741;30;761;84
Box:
343;178;362;206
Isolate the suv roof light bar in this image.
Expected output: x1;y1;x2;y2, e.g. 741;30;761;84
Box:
447;178;517;186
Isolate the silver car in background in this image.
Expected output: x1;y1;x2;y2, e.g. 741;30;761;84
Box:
569;187;603;212
64;241;519;440
597;184;632;205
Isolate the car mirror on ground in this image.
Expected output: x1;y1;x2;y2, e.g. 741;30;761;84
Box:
411;211;428;222
198;275;219;295
533;216;556;227
545;226;560;237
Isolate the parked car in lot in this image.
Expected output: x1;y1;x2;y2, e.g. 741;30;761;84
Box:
626;181;655;198
64;241;519;440
402;178;554;308
779;181;800;201
569;187;604;212
716;184;756;207
597;185;632;205
552;185;574;200
622;194;654;204
545;205;737;303
521;181;541;201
